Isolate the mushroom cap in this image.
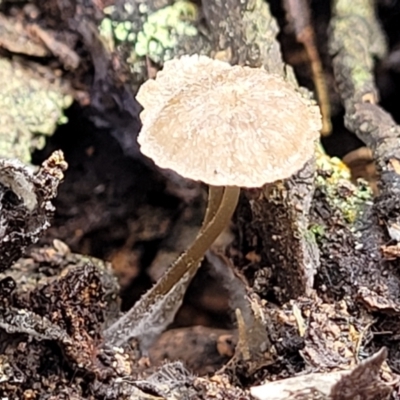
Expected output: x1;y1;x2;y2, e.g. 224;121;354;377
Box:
137;55;321;188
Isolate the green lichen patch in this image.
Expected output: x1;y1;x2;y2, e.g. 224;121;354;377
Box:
0;58;72;163
135;1;198;62
99;1;199;65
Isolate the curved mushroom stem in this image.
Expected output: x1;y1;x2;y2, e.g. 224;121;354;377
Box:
151;185;240;297
104;186;240;347
202;185;225;229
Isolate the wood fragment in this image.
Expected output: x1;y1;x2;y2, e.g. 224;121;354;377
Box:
328;0;397;225
283;0;332;135
28;24;80;70
251;348;391;400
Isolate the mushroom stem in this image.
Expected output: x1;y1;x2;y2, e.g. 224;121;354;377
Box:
151;185;240;297
202;185;225;229
104;186;240;347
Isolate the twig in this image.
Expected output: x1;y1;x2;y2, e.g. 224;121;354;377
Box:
328;0;400;235
284;0;332;135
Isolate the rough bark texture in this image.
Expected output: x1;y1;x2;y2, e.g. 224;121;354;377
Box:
1;0;399;398
249;158;319;302
328;0;400;313
329;0;400;229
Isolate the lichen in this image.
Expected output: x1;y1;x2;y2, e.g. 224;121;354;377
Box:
242;0;284;74
135;1;198;62
0;59;72;163
99;1;199;65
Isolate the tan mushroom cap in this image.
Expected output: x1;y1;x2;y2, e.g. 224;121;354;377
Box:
137;55;322;188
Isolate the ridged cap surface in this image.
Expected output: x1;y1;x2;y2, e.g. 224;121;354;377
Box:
137;55;321;187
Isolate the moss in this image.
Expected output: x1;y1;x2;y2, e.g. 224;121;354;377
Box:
302;223;325;248
315;147;373;225
0;59;72;163
309;224;325;239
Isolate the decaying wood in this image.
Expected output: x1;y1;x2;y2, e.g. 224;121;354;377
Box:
328;0;400;335
249;158;319;302
2;0;400;398
0;152;67;272
329;0;398;227
251;348;392;400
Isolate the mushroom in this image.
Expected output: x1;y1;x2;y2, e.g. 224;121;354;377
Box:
105;55;321;348
137;54;321;291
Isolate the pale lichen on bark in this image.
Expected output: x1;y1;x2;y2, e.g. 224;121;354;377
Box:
0;59;72;163
99;0;211;87
329;0;386;105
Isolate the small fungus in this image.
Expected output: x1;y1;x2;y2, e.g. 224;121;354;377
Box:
106;55;321;349
136;54;321;295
